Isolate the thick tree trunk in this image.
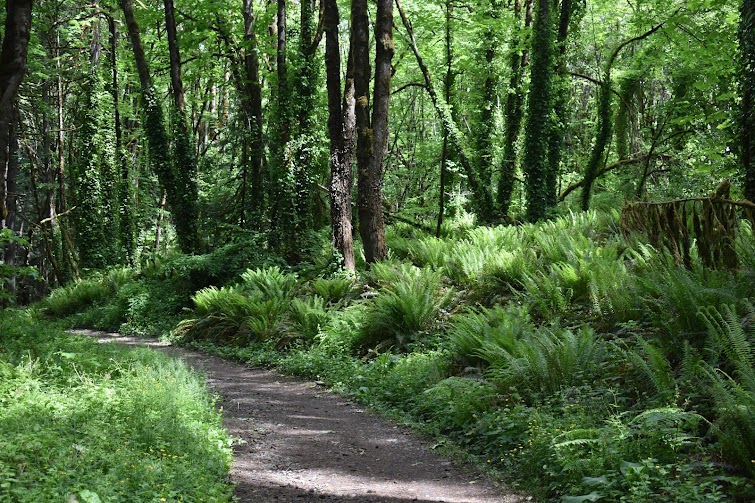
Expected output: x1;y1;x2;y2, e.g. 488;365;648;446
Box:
498;0;532;218
356;0;393;264
522;0;553;222
0;0;33;232
325;0;355;271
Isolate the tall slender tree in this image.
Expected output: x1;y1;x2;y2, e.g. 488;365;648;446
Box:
354;0;394;264
741;0;755;202
324;0;356;270
498;0;532;218
521;0;553;221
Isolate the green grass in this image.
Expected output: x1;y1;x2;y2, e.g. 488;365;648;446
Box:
0;311;233;503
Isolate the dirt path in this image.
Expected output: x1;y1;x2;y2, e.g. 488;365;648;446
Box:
73;330;528;503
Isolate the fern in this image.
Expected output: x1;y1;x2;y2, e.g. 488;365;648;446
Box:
450;305;533;367
241;266;298;300
358;267;453;352
622;338;678;405
487;326;606;398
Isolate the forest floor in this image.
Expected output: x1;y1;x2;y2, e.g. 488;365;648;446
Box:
71;330;528;503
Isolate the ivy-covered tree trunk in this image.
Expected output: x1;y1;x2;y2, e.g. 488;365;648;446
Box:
742;0;755;202
522;0;553;221
498;0;532;218
354;0;394;264
164;0;200;253
545;0;573;210
0;0;33;233
121;0;199;254
108;14;135;264
475;1;499;198
324;0;356;271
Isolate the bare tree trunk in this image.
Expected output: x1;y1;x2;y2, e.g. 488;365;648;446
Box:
325;0;355;271
355;0;394;264
0;0;33;232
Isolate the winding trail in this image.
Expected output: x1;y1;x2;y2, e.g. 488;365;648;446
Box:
73;330;528;503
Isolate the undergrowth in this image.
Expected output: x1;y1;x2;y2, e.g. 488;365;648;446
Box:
0;311;233;502
38;210;755;501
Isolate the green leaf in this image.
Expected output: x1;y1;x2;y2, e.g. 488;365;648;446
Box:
581;476;610;486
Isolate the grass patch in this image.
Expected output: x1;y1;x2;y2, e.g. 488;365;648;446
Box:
0;311;233;502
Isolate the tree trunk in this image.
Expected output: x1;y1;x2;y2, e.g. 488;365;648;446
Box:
109;13;135;264
0;0;34;233
545;0;572;210
242;0;265;220
164;0;200;253
437;0;454;237
498;0;532;217
741;0;755;202
356;0;393;264
522;0;553;222
325;0;355;271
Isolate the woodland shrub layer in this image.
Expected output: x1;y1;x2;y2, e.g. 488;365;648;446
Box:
43;210;755;501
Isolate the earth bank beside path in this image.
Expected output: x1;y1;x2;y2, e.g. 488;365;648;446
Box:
72;330;529;503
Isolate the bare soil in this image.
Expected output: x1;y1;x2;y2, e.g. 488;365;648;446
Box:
73;330;529;503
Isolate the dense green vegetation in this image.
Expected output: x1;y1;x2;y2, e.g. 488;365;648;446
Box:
0;311;233;502
2;0;755;500
39;210;755;501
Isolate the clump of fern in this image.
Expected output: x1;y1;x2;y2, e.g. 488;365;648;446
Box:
699;302;755;475
450;305;534;368
241;266;298;300
43;278;112;317
487;326;608;400
310;273;354;305
281;295;331;344
357;266;453;352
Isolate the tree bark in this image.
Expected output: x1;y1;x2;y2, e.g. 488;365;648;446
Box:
242;0;265;219
325;0;356;271
741;0;755;202
498;0;532;217
522;0;553;222
0;0;34;233
356;0;393;264
437;0;454;237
